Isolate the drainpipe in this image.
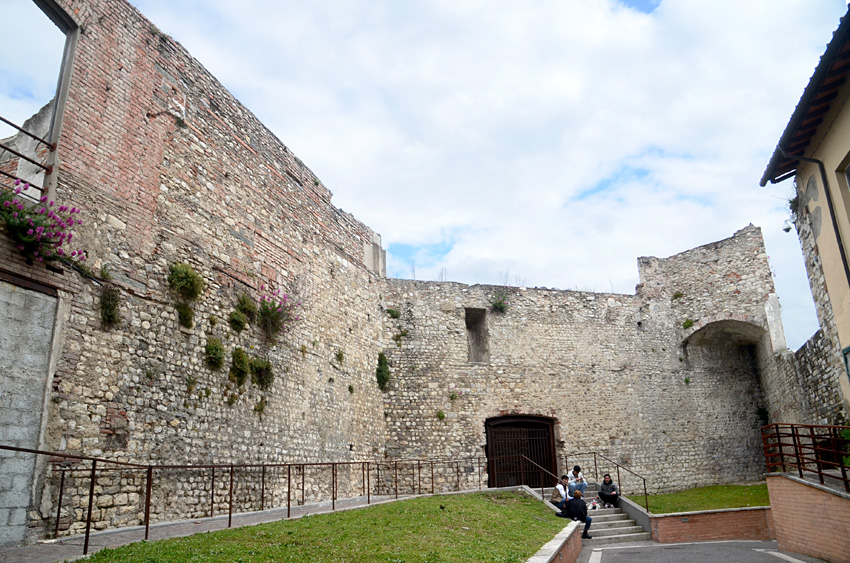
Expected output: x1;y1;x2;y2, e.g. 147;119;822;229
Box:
778;146;850;291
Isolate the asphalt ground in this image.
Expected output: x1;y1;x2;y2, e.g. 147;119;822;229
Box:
577;540;827;563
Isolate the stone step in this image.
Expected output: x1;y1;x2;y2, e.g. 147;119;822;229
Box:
587;524;646;537
586;531;653;545
591;518;637;530
587;512;630;523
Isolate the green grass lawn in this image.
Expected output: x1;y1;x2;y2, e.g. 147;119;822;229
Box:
628;483;769;514
84;492;565;563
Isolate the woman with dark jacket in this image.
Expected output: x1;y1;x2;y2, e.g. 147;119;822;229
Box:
598;473;620;508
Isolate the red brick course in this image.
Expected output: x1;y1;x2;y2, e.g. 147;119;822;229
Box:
767;474;850;563
650;506;774;543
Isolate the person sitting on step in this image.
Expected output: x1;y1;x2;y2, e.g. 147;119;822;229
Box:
567;465;587;497
598;473;620;509
550;474;570;512
567;489;592;539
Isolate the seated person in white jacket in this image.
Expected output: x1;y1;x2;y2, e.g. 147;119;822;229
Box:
568;465;588;497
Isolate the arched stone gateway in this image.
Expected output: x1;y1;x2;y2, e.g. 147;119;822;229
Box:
485;416;556;488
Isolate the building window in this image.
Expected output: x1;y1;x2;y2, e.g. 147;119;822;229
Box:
465;308;489;363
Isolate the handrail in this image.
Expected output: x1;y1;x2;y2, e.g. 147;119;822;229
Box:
0;169;46;193
0;444;497;556
1;443;650;556
565;450;649;512
0;115;55;150
761;423;850;493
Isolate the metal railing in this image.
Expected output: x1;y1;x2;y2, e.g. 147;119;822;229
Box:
565;451;649;512
761;423;850;492
1;445;566;557
0;114;53;193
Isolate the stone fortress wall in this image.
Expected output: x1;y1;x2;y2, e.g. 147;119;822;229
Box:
0;0;846;545
381;225;790;494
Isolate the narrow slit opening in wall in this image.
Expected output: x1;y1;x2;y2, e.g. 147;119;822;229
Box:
465;308;489;363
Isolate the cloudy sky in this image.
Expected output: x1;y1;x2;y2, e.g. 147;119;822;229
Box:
3;0;848;350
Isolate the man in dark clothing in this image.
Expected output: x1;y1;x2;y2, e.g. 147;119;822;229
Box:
566;490;592;539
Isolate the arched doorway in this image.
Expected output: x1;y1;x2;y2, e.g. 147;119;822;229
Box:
485;416;556;488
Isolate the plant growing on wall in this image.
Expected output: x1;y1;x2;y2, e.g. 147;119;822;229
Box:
490;288;510;313
205;337;225;370
230;347;250;386
258;285;300;341
376;352;390;391
175;302;194;328
0;181;84;264
228;310;247;333
436;410;446;421
386;308;401;319
682;318;694;329
250;357;274;390
235;293;257;322
168;262;205;300
99;285;121;328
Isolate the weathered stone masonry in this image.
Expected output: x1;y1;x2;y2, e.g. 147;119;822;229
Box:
0;0;846;546
381;226;786;494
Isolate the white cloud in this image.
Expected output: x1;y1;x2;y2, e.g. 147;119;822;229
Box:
9;0;848;349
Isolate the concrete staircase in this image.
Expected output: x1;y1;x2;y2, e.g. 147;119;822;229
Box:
547;484;652;545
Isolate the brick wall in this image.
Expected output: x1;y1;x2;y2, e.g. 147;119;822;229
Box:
767;474;850;562
650;507;774;543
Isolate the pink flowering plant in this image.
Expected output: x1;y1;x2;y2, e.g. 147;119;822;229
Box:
257;284;300;342
0;180;84;264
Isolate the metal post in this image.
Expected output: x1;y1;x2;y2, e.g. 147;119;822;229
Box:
54;469;66;538
418;461;421;494
477;457;481;490
431;462;434;494
456;462;460;491
261;465;266;511
287;465;291;519
377;463;381;496
228;465;234;528
144;466;153;540
301;464;305;505
775;425;786;472
593;452;598;482
643;478;649;513
394;462;398;499
83;460;97;555
791;426;803;478
367;462;371;505
811;427;824;484
332;463;336;511
210;467;215;518
616;466;621;496
412;462;416;495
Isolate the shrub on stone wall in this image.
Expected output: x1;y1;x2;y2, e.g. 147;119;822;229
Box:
175;302;194;328
99;284;121;328
258;286;300;341
250;357;274;390
236;293;257;322
387;308;401;319
228;310;247;333
683;318;694;329
230;347;250;386
376;352;390;390
167;262;204;300
490;288;510;313
205;337;225;370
